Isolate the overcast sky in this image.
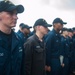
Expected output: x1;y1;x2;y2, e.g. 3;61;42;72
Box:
7;0;75;31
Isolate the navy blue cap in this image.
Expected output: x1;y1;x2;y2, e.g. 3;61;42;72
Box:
53;18;67;25
20;23;32;29
0;1;24;13
68;28;73;32
33;18;52;27
72;27;75;31
19;23;24;28
61;28;68;33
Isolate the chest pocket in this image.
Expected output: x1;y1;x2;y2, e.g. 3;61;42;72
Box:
54;34;60;44
52;37;61;52
55;39;60;46
35;48;44;53
34;48;45;61
56;39;59;42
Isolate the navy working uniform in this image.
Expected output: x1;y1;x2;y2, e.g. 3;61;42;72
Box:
0;30;24;75
72;34;75;72
17;30;22;35
67;29;74;74
61;35;70;75
18;32;29;44
72;28;75;73
29;30;35;36
68;36;74;74
24;34;46;75
46;29;62;75
17;23;32;44
0;1;24;75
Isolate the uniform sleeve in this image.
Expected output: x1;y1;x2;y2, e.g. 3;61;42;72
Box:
45;33;53;66
23;41;33;75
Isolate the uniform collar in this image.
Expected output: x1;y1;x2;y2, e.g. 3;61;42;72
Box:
33;34;45;49
11;31;21;51
33;34;44;42
52;29;60;36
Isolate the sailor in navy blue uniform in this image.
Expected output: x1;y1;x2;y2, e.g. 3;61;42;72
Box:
46;18;67;75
